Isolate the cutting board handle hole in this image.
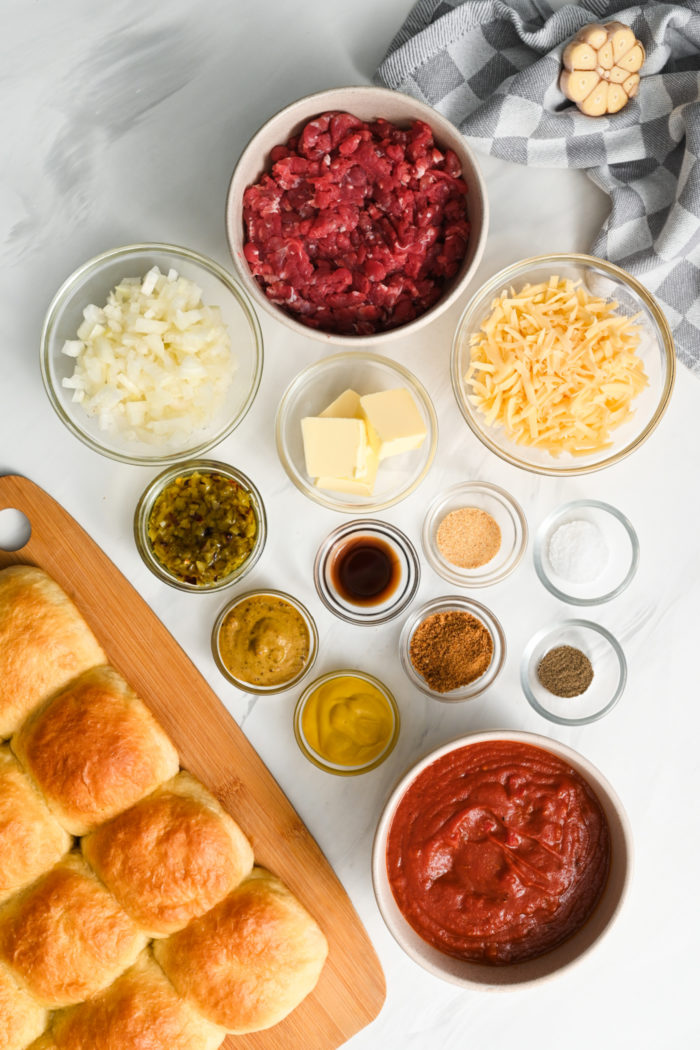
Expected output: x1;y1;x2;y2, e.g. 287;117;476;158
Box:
0;509;31;551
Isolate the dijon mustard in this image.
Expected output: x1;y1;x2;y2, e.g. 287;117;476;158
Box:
217;594;310;688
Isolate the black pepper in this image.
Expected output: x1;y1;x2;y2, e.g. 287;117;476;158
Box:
537;645;594;698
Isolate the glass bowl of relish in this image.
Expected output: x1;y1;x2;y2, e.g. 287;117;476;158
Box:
134;459;267;591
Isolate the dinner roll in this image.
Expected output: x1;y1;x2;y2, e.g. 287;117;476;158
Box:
83;771;254;937
0;566;105;739
0;852;147;1009
154;867;328;1033
0;746;71;904
0;958;48;1050
47;951;226;1050
12;665;179;835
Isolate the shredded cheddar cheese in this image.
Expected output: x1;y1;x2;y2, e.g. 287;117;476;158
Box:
464;277;648;456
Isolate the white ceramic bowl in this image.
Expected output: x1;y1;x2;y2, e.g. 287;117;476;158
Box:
451;254;675;476
226;85;488;345
372;730;632;987
41;244;264;465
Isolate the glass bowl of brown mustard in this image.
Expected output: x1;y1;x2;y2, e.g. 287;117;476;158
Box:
212;589;318;694
422;481;528;588
399;596;506;701
521;619;627;725
134;459;266;592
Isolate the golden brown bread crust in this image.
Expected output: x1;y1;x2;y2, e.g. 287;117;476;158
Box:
154;867;328;1033
0;746;72;904
48;951;226;1050
0;566;105;739
12;665;179;835
82;771;254;937
0;852;147;1009
0;958;48;1050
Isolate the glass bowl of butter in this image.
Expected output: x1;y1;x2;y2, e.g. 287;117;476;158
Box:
275;352;438;513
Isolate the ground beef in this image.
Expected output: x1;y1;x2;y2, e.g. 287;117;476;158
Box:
242;112;470;335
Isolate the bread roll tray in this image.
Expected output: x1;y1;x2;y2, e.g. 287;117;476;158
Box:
0;473;386;1050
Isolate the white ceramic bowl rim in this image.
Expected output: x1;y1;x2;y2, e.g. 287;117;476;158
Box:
372;728;633;988
450;252;676;477
226;84;489;346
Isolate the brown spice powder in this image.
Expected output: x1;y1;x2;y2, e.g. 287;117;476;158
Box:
409;610;493;693
436;507;501;569
537;645;594;698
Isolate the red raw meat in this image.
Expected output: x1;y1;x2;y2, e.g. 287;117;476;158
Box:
242;111;470;335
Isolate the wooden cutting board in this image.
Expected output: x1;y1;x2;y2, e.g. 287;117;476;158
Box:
0;473;386;1049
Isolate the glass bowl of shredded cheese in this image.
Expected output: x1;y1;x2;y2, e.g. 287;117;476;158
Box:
451;254;674;476
41;244;264;464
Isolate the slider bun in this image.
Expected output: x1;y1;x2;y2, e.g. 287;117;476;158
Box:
0;566;105;739
154;867;328;1033
0;746;71;904
0;852;147;1009
48;951;226;1050
83;771;254;937
0;958;48;1050
13;666;179;835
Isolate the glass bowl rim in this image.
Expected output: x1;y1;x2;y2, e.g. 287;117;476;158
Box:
211;587;318;694
293;667;400;775
275;350;438;513
422;480;528;587
450;252;675;477
520;617;627;726
533;499;639;606
133;458;267;593
313;518;421;625
398;594;506;701
40;241;264;466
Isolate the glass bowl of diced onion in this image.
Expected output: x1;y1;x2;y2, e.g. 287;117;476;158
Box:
41;244;264;464
450;254;675;476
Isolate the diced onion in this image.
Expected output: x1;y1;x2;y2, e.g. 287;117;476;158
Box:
61;267;236;446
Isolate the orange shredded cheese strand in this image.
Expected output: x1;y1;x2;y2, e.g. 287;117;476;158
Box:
465;277;648;456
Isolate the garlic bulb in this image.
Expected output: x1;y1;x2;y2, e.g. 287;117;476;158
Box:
560;21;644;116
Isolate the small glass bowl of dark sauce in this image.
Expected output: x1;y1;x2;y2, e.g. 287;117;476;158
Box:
314;520;420;625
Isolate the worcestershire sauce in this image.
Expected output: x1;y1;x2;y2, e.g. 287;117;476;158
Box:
330;535;401;606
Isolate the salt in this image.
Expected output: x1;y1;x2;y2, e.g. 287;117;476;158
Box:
547;519;609;583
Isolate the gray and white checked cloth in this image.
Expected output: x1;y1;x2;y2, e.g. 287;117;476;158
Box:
375;0;700;372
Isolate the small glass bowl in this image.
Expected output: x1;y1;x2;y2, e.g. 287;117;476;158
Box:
314;520;420;626
212;589;318;694
422;481;527;587
451;253;675;476
293;669;400;776
41;243;263;465
134;459;266;592
399;596;506;702
534;500;639;605
521;619;627;725
275;352;437;513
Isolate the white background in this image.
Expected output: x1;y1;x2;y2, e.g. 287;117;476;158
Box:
0;2;697;1047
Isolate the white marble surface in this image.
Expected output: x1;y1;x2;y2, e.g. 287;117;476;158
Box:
0;2;697;1047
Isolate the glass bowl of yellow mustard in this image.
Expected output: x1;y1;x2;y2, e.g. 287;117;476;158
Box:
212;589;318;695
294;670;400;775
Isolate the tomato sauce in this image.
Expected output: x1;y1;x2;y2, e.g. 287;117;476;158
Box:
386;740;610;964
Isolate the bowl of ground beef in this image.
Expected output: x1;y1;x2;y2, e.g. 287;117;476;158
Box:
226;86;488;344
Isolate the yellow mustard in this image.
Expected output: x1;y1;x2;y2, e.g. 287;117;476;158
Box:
301;675;395;767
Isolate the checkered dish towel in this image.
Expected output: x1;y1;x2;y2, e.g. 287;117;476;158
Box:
375;0;700;372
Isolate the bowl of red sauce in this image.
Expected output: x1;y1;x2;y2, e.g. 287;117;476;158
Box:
226;85;488;344
372;731;631;987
